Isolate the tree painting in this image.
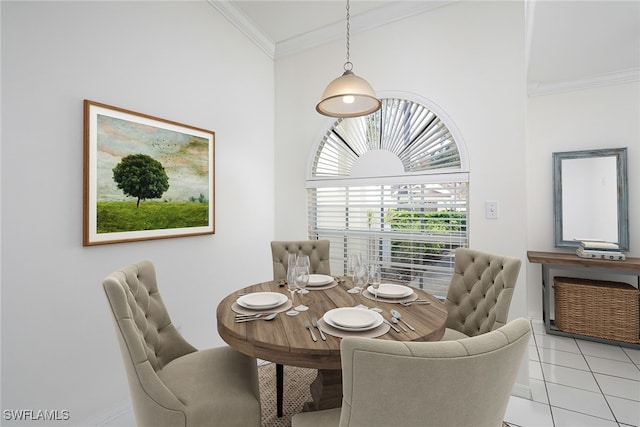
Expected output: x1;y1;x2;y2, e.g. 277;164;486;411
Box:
112;154;170;207
84;100;214;245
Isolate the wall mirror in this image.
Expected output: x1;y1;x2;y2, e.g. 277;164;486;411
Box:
553;147;628;249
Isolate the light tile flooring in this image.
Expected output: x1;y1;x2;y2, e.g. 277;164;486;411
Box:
504;320;640;427
103;319;639;427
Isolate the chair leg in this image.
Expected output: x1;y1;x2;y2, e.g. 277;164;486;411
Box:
276;363;284;417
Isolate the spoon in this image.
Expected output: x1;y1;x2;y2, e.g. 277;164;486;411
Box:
235;313;277;323
390;309;416;331
390;317;407;332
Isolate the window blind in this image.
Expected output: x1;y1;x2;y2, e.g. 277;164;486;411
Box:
306;97;469;298
308;181;468;297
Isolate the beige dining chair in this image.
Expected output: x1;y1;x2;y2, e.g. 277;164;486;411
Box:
271;239;331;280
270;239;331;417
102;260;261;427
442;247;521;341
292;317;531;427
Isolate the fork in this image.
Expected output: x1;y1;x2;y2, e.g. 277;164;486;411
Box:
311;317;326;341
235;313;277;323
400;300;431;307
235;312;274;319
304;320;318;342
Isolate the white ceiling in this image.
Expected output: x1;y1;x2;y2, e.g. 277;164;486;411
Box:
214;0;640;96
527;0;640;94
232;0;407;43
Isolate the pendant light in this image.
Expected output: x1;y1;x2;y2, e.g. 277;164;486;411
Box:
316;0;381;118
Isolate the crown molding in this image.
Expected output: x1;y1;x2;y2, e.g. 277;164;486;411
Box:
208;1;458;61
275;1;458;59
209;0;638;95
207;0;276;59
528;68;640;97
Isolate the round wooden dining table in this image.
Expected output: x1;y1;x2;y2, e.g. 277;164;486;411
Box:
216;277;448;412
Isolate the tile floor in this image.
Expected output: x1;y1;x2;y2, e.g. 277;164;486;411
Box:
504;320;640;427
103;319;639;427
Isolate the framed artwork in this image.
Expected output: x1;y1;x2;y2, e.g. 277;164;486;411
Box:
83;100;215;246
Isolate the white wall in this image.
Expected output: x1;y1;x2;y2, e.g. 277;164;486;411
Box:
1;1;274;425
526;81;640;319
5;0;635;422
275;0;530;390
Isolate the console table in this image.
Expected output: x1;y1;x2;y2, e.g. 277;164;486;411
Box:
527;251;640;349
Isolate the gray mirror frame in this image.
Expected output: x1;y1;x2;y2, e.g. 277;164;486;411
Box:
553;147;629;250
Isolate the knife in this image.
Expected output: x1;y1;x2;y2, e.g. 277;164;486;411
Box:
383;319;401;333
305;321;318;342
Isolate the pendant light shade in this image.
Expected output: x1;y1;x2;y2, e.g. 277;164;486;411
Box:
316;0;381;118
316;70;381;118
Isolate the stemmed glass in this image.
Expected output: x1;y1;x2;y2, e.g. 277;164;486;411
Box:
287;253;297;279
354;261;369;294
294;265;310;311
296;255;310;294
369;264;382;312
285;253;299;316
285;274;300;316
347;253;362;294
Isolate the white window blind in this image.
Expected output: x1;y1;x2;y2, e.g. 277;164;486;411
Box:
308;182;467;297
306;97;469;298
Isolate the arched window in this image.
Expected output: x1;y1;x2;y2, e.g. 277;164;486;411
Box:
306;96;469;297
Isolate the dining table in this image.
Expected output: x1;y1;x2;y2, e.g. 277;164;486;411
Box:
216;276;448;412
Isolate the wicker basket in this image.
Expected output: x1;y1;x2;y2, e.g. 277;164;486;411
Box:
554;277;640;344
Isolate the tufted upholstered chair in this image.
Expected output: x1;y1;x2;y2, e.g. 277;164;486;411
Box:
442;248;521;341
271;240;331;281
102;260;261;427
292;318;531;427
270;239;331;417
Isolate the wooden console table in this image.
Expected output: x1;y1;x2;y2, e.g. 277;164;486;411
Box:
527;251;640;349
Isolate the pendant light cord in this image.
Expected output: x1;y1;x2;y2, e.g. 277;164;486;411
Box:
344;0;353;72
316;0;381;117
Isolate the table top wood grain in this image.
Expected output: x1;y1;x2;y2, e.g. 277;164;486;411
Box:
217;278;448;370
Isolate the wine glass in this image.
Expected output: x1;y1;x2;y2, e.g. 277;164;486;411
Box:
354;261;369;294
287;253;297;279
284;253;300;315
296;255;311;294
294;265;310;311
285;271;300;316
346;253;362;294
369;264;382;312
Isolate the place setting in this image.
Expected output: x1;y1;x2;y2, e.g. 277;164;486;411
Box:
316;306;390;338
232;291;292;320
362;282;421;305
305;273;339;290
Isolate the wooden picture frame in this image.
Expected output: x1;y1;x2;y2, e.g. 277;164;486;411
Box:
83;100;215;246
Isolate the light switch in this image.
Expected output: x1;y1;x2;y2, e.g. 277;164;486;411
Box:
485;200;498;219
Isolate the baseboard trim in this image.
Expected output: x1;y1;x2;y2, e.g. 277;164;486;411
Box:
82;400;132;427
512;382;533;400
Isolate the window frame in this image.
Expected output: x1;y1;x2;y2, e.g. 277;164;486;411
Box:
306;92;469;297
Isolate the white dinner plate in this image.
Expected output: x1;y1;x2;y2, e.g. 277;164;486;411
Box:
323;308;383;331
368;284;414;299
307;274;334;287
237;292;288;310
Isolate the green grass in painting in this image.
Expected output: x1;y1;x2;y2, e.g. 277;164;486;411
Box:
97;201;209;233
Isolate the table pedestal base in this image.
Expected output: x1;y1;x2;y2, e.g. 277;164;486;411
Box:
303;369;343;411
